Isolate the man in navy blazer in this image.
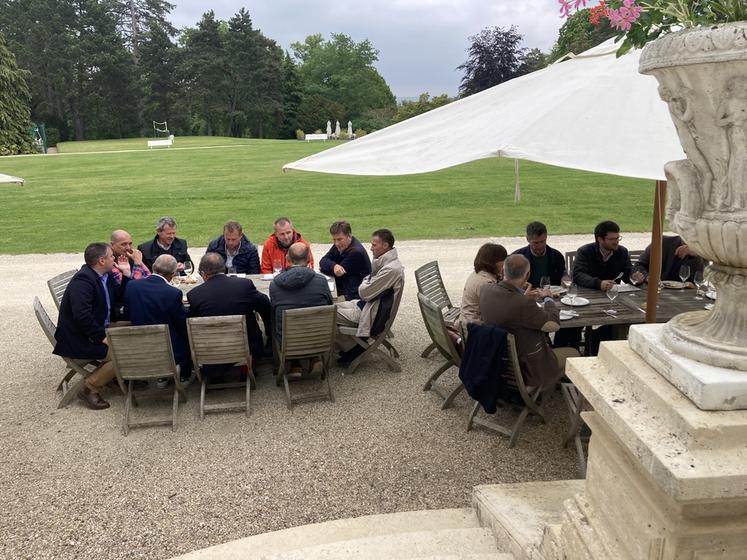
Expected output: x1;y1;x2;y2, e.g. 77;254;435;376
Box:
123;255;190;377
187;252;271;357
54;242;130;410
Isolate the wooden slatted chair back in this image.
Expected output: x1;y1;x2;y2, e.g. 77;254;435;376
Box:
47;269;77;310
280;305;336;360
187;315;250;367
417;293;459;363
107;325;178;380
414;261;452;311
33;296;57;346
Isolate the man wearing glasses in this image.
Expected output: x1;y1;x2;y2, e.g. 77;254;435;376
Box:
573;221;634;291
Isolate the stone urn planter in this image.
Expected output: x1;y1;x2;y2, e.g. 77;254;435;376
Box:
640;22;747;370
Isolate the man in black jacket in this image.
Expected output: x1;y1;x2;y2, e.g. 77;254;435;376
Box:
573;221;633;291
633;235;705;282
319;220;371;300
138;216;191;273
512;221;567;287
187;252;270;357
54;242;130;410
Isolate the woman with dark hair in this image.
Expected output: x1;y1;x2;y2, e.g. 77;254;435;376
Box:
457;243;508;332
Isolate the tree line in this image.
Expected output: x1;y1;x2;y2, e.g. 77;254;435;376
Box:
0;3;612;153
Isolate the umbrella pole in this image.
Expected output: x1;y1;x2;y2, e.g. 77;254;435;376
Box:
514;159;521;203
645;180;666;323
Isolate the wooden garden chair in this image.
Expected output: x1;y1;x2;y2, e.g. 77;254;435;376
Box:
414;261;460;358
276;304;337;409
106;324;187;435
33;296;117;408
418;293;465;409
337;285;403;375
561;382;591;478
187;315;254;419
47;269;77;310
466;333;553;448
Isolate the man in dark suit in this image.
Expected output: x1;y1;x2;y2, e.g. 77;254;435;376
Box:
123;255;190;378
138;216;191;273
573;220;637;291
54;242;130;410
511;221;567;287
187;252;271;357
633;235;705;282
319;220;372;301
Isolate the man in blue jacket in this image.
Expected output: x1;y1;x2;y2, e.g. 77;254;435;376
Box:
54;242;129;410
206;220;260;274
319;220;371;300
123;255;191;380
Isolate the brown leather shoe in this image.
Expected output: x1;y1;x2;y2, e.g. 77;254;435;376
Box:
78;386;110;410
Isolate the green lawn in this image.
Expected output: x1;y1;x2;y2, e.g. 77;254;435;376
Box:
0;136;655;254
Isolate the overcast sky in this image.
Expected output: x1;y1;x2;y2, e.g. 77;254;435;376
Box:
168;0;574;98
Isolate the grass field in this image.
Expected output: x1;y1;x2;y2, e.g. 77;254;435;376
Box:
0;136;655;255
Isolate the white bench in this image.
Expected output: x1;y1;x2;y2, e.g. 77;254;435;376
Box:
304;133;328;141
147;134;174;148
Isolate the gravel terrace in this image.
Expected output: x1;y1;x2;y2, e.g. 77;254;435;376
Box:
0;233;653;559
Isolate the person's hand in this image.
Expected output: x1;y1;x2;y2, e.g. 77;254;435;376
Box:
176;262;185;272
128;247;144;266
114;255;131;277
600;279;615;291
523;286;540;299
674;244;697;259
538;287;554;299
333;264;346;277
631;270;645;285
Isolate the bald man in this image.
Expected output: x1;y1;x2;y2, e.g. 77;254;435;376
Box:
110;229;151;285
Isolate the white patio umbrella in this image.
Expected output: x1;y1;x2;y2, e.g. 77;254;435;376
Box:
326;120;332;137
285;38;683;322
284;39;683;179
0;173;24;185
347;121;353;137
335;120;341;139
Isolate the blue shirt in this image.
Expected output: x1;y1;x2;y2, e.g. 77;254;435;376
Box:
98;272;111;327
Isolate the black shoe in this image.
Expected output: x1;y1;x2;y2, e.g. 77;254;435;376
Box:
337;345;365;366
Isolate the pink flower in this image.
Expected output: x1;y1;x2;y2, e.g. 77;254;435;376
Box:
607;0;642;31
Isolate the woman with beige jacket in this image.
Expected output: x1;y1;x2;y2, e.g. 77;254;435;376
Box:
457;243;508;335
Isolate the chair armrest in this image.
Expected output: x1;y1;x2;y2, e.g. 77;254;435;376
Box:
337;326;358;336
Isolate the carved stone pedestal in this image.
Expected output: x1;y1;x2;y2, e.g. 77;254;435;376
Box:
539;341;747;559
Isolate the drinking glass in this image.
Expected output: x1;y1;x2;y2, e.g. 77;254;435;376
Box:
693;270;705;300
272;258;283;276
679;264;690;289
567;282;578;304
561;274;572;290
227;265;237;275
606;284;619;314
539;275;551;291
183;260;194;275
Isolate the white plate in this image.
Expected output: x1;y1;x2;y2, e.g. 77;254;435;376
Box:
549;285;567;296
705;290;717;300
260;274;275;281
617;283;639;292
561;296;590;307
559;310;578;320
661;280;685;289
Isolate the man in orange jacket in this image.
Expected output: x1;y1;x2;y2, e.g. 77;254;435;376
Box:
260;217;314;274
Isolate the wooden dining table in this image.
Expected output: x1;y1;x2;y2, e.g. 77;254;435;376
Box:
555;284;713;354
172;272;338;301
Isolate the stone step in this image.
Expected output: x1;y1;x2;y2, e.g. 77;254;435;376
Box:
473;480;585;560
258;527;498;560
171;508;483;559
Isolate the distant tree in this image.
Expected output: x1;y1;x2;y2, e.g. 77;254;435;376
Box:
458;26;526;96
291;33;396;125
111;0;176;64
547;8;616;63
295;94;345;133
393;93;452;124
0;32;34;155
517;48;548;76
279;52;304;137
138;22;181;133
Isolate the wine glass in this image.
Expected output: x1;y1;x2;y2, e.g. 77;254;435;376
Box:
183;260;194;275
272;258;283;276
561;273;572;290
678;264;690;290
693;270;704;300
567;282;578;305
539;275;551;291
606;283;619;314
